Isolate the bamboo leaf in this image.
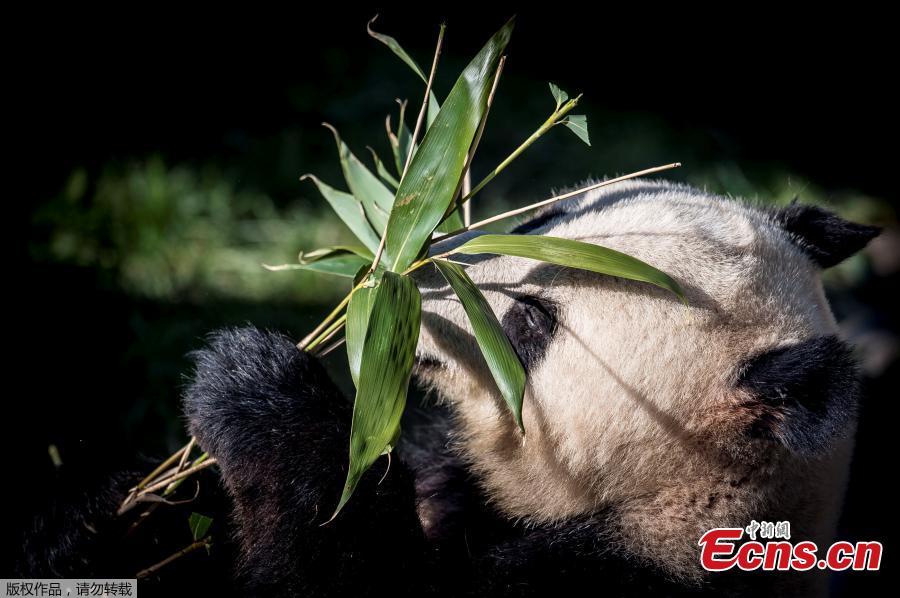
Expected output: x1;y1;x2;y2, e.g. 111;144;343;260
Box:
454;234;685;301
437;208;465;232
323;123;393;234
383;19;514;273
386;104;416;177
548;82;568;108
346;285;377;387
426;95;440;128
297;255;371;278
264;249;372;279
301;174;381;253
366;147;400;190
188;512;213;541
299;245;374;263
563;115;590;146
332;272;421;518
395;102;415;175
434;260;526;431
368;17;441;127
367;16;428;81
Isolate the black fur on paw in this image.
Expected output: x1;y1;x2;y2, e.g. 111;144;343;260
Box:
182;326;349;469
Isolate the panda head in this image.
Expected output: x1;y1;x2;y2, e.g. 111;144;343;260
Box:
411;179;878;577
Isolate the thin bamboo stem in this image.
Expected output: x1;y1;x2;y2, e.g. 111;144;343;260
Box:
402;23;445;178
305;315;348;353
136;539;211;579
135;457;217;498
175;437;195;473
132;441;189;491
445;56;507;221
433;162;682;244
296;289;355;350
460;94;581;207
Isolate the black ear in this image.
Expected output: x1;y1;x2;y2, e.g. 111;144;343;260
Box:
737;335;859;454
775;202;880;268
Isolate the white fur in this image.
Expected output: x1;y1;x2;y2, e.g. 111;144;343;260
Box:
412;180;855;593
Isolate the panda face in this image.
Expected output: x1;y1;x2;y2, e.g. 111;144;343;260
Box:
411;179;875;577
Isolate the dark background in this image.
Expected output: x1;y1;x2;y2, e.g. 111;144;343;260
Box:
9;6;897;594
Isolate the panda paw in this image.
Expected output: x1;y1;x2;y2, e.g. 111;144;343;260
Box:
182;326;350;469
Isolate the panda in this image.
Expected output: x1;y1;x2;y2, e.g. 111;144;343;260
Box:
12;179;879;596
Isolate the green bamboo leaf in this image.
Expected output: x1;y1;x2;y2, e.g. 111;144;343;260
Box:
366;147;400;190
454;234;685;301
367;16;428;81
297;256;371;278
346;285;377;387
332;272;421;519
383;18;514;273
548;82;568;108
384;424;402;454
299;245;374;262
434;260;526;431
563;115;590;146
368;17;441;127
188;512;212;541
426;94;440;128
385;106;411;177
437;208;465;232
386;101;423;178
300;174;381;253
323;123;393;234
264;250;372;279
395;102;415;176
353;263;373;287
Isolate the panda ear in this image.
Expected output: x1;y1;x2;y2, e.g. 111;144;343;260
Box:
737;335;859;454
774;201;880;268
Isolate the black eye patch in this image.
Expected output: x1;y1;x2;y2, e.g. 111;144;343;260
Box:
501;295;559;372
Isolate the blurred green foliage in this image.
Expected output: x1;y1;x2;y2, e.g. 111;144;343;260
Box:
31;153;890;307
32;157;358;305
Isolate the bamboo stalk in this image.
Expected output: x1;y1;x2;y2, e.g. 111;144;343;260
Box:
126;440;190;496
175;437;195;473
305;315;348;353
136;539;211;579
402;23;445;178
136;458;217;497
367;22;447;278
433;162;682;244
296;287;356;350
445;56;507;222
461;94;581;207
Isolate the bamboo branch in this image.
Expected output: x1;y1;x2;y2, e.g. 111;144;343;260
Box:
297;287;356;350
460;93;582;208
316;336;347;357
130;441;190;492
445;56;507;222
363;22;447;279
462;171;472;225
433;162;682;245
137;458;217;497
136;539;211;579
175;437;195;473
402;23;445;178
305;314;348;353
